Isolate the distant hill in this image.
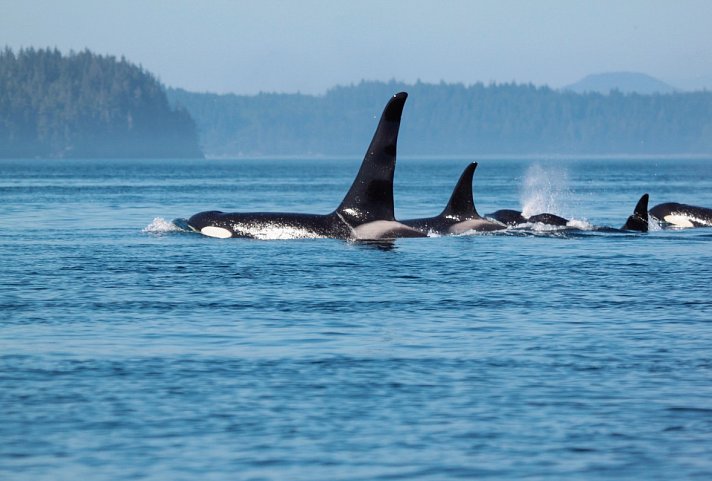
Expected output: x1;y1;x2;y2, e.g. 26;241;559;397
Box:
564;72;677;95
0;48;202;158
168;80;712;157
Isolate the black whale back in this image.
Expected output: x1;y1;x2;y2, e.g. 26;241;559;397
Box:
335;92;407;225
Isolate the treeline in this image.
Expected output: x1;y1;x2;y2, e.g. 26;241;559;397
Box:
168;80;712;157
4;47;710;159
0;48;202;158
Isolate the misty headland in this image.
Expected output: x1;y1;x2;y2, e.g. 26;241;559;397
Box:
0;48;201;159
2;48;712;159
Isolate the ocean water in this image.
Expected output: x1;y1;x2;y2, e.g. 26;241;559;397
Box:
2;157;712;481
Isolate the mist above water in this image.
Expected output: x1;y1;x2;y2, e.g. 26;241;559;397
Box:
520;163;573;218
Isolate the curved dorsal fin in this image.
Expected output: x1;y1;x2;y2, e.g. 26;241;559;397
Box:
622;193;649;232
439;162;479;220
634;193;649;217
335;92;407;224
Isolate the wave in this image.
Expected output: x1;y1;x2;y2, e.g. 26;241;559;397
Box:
142;217;192;234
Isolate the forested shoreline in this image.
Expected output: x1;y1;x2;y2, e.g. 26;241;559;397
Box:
168;80;712;157
0;48;202;158
2;47;711;159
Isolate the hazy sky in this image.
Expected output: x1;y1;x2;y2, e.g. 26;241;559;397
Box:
2;0;711;94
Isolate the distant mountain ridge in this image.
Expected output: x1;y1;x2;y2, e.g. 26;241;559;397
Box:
168;80;712;157
564;72;677;95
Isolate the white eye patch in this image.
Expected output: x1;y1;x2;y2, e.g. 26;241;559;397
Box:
200;226;232;238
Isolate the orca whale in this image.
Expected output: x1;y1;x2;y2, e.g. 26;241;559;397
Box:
400;162;505;235
621;193;650;232
485;209;527;226
649;201;712;228
486;210;568;227
187;92;425;240
486;193;650;232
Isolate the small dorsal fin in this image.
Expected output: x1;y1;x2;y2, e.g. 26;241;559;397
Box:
439;162;479;220
634;193;649;218
622;193;649;232
335;92;407;224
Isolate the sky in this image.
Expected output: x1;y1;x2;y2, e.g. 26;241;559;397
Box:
2;0;711;95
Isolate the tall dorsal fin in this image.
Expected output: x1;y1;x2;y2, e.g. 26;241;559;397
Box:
335;92;407;224
439;162;479;220
622;193;649;232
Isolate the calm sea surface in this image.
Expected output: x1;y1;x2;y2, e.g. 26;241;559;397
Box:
2;157;712;480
